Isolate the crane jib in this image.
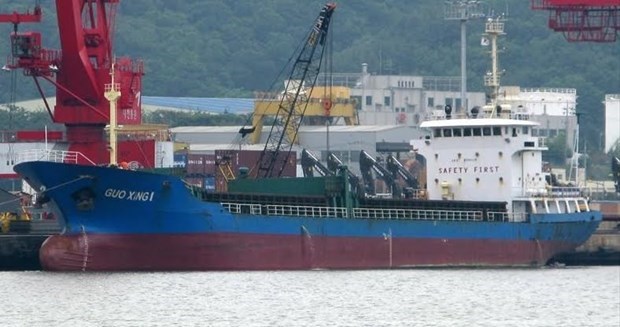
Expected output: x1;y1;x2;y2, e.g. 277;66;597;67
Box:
256;2;337;178
310;3;336;46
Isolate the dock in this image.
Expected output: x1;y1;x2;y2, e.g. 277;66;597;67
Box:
552;201;620;265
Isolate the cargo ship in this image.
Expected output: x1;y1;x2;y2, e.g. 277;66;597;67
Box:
11;12;603;271
13;105;602;271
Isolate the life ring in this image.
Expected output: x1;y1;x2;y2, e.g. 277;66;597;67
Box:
397;112;407;124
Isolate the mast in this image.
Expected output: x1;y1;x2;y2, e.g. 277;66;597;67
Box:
105;62;121;166
482;17;505;116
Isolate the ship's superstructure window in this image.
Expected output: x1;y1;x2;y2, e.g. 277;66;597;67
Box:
384;96;391;106
483;127;491;136
443;129;452;137
365;96;372;106
464;128;472;136
434;128;442;138
522;126;529;135
512;128;518;137
453;128;462;137
428;97;434;107
493;127;502;136
473;128;482;136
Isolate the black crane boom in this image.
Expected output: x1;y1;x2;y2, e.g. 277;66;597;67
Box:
255;3;336;178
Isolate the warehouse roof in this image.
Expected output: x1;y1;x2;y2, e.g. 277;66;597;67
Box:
142;97;253;114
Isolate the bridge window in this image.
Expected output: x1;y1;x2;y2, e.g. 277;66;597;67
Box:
453;128;462;137
443;129;452;137
434;129;442;138
493;127;502;136
473;128;482;136
463;128;472;136
482;127;491;136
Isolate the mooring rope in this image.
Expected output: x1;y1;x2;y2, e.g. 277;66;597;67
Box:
37;175;95;193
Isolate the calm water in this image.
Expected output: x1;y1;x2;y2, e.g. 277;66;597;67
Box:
1;267;618;327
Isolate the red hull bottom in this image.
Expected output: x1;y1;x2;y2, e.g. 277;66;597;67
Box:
39;233;578;271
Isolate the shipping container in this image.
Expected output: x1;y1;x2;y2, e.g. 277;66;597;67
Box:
186;154;216;176
173;153;187;168
204;177;215;192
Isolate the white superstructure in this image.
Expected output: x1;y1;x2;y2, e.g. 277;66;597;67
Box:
411;115;544;207
409;16;591;216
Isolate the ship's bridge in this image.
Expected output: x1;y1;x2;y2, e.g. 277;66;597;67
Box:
410;117;547;209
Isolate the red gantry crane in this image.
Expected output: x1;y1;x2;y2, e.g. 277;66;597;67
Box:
531;0;620;42
0;1;147;165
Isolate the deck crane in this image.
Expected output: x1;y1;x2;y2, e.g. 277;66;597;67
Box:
385;155;419;197
300;149;331;177
253;3;336;178
1;1;145;165
300;149;365;197
359;150;401;198
326;152;364;197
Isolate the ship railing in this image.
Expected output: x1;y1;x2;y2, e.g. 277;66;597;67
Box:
221;203;262;215
486;211;528;222
221;203;348;218
518;186;584;198
353;208;483;221
547;186;583;197
264;205;348;218
222;202;491;222
17;149;96;165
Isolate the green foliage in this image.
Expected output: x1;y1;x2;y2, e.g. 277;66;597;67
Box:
0;0;618;170
0;107;63;131
143;110;249;127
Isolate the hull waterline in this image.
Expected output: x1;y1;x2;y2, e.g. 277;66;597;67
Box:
40;230;594;271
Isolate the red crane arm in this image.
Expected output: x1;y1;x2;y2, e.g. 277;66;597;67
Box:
1;1;145;165
53;0;111;119
531;0;620;42
0;5;42;25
